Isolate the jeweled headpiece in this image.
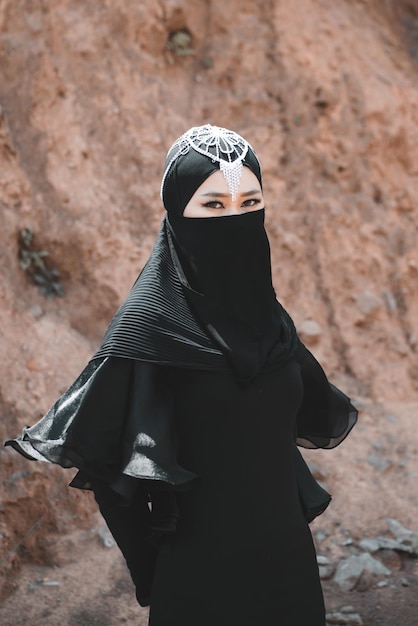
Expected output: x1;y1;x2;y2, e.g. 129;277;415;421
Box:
161;124;259;201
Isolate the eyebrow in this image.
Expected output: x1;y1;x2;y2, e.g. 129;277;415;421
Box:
201;189;262;198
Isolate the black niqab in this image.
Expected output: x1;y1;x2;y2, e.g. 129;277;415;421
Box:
163;148;297;380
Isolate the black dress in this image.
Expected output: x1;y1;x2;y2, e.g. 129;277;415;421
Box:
149;360;325;626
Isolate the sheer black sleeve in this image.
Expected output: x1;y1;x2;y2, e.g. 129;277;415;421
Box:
295;341;358;449
5;358;197;501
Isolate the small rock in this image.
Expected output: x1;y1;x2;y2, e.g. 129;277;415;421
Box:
319;563;335;580
26;359;41;372
167;30;194;56
29;304;44;319
298;319;322;345
334;556;364;591
386;518;418;555
308;463;329;481
360;553;391;577
317;555;335;579
317;555;330;565
334;553;391;592
376;579;389;588
366;452;393;472
377;548;402;570
359;538;380;553
363;523;418;556
374;536;408;552
382;289;397;312
356;568;375;592
316;530;329;543
97;525;115;548
356;290;381;316
340;606;356;614
326;609;363;625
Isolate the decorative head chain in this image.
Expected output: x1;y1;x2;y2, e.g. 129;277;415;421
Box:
161;124;259;201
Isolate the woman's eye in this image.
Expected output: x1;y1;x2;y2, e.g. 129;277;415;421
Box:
203;201;224;209
242;198;261;207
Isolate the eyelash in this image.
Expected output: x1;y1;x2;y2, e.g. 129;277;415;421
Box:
203;198;262;209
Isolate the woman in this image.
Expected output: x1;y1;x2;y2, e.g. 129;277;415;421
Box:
7;124;357;625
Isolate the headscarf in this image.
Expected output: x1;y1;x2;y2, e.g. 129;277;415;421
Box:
95;124;298;381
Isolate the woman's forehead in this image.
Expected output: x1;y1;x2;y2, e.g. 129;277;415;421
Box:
193;168;262;197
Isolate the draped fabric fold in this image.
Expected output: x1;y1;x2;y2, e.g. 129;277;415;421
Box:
94;215;299;380
295;342;358;449
7;359;197;502
94;219;228;370
6;213;357;505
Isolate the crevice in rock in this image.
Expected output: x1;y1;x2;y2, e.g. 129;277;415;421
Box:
388;269;417;354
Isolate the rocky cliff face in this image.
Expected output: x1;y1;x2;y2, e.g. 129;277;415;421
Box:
0;0;417;595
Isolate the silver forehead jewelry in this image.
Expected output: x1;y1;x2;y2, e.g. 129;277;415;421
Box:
161;124;259;201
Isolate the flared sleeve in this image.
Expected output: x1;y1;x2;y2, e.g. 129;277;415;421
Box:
295;341;358;449
6;358;197;501
293;444;332;522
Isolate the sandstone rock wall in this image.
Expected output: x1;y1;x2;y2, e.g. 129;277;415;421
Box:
0;0;417;593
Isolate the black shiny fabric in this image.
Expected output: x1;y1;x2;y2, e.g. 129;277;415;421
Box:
6;359;198;501
6;350;350;492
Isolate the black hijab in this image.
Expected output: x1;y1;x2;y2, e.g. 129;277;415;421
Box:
95;130;298;381
163;147;297;380
84;126;357;449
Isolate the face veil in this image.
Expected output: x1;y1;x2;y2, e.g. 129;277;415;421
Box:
161;125;297;381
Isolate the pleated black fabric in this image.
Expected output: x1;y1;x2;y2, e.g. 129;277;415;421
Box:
93;213;299;381
94;219;227;370
6;216;357;488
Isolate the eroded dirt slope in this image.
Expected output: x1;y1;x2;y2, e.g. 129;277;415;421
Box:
0;0;417;614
